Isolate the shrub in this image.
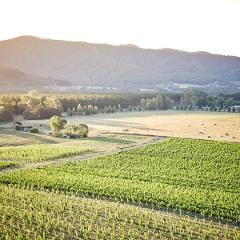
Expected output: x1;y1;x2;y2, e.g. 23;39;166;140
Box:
49;116;67;137
29;128;39;134
62;123;89;138
80;124;89;138
14;124;21;130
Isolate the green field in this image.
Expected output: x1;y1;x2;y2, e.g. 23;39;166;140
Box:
0;144;91;163
0;185;238;240
1;138;239;223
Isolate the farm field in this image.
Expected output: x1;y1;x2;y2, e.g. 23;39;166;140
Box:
1;1;240;238
0;128;153;148
0;144;91;163
0;131;154;171
0;129;55;147
0;185;239;240
21;111;240;142
0;114;240;239
1;138;239;223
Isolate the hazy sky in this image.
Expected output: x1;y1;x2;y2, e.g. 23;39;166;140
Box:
1;0;240;56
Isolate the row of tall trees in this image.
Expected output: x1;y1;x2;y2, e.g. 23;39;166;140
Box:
1;89;240;122
0;90;63;121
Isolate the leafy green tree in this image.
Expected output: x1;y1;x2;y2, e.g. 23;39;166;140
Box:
0;95;20;114
43;96;63;111
49;116;67;136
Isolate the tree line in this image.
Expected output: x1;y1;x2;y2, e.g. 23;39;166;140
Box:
1;89;240;122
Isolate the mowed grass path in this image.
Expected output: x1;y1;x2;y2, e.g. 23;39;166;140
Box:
0;138;239;222
0;162;17;170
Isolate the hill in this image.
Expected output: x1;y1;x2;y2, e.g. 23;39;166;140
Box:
0;65;70;92
0;36;240;92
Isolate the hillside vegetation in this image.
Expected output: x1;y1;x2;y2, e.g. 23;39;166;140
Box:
0;66;69;92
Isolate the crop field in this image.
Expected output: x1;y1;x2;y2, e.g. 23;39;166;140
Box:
0;127;239;239
0;144;91;163
0;185;239;240
1;138;239;223
0;130;153;172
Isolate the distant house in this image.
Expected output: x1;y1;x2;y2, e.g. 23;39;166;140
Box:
19;126;33;132
202;106;210;111
231;106;240;112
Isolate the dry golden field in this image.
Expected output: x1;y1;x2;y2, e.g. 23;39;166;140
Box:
108;111;240;142
19;111;240;142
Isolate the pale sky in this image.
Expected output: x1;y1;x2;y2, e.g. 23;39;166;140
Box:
1;0;240;56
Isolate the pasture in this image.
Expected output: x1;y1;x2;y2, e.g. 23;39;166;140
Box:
21;111;240;142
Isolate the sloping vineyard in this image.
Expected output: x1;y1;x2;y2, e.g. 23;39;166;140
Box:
1;138;239;222
0;185;239;240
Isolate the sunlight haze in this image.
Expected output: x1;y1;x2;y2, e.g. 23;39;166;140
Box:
0;1;240;239
1;0;240;56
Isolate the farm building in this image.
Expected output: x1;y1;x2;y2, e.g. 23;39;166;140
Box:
231;105;240;112
18;126;33;132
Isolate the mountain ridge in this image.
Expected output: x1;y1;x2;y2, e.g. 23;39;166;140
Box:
4;36;239;57
0;36;240;93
